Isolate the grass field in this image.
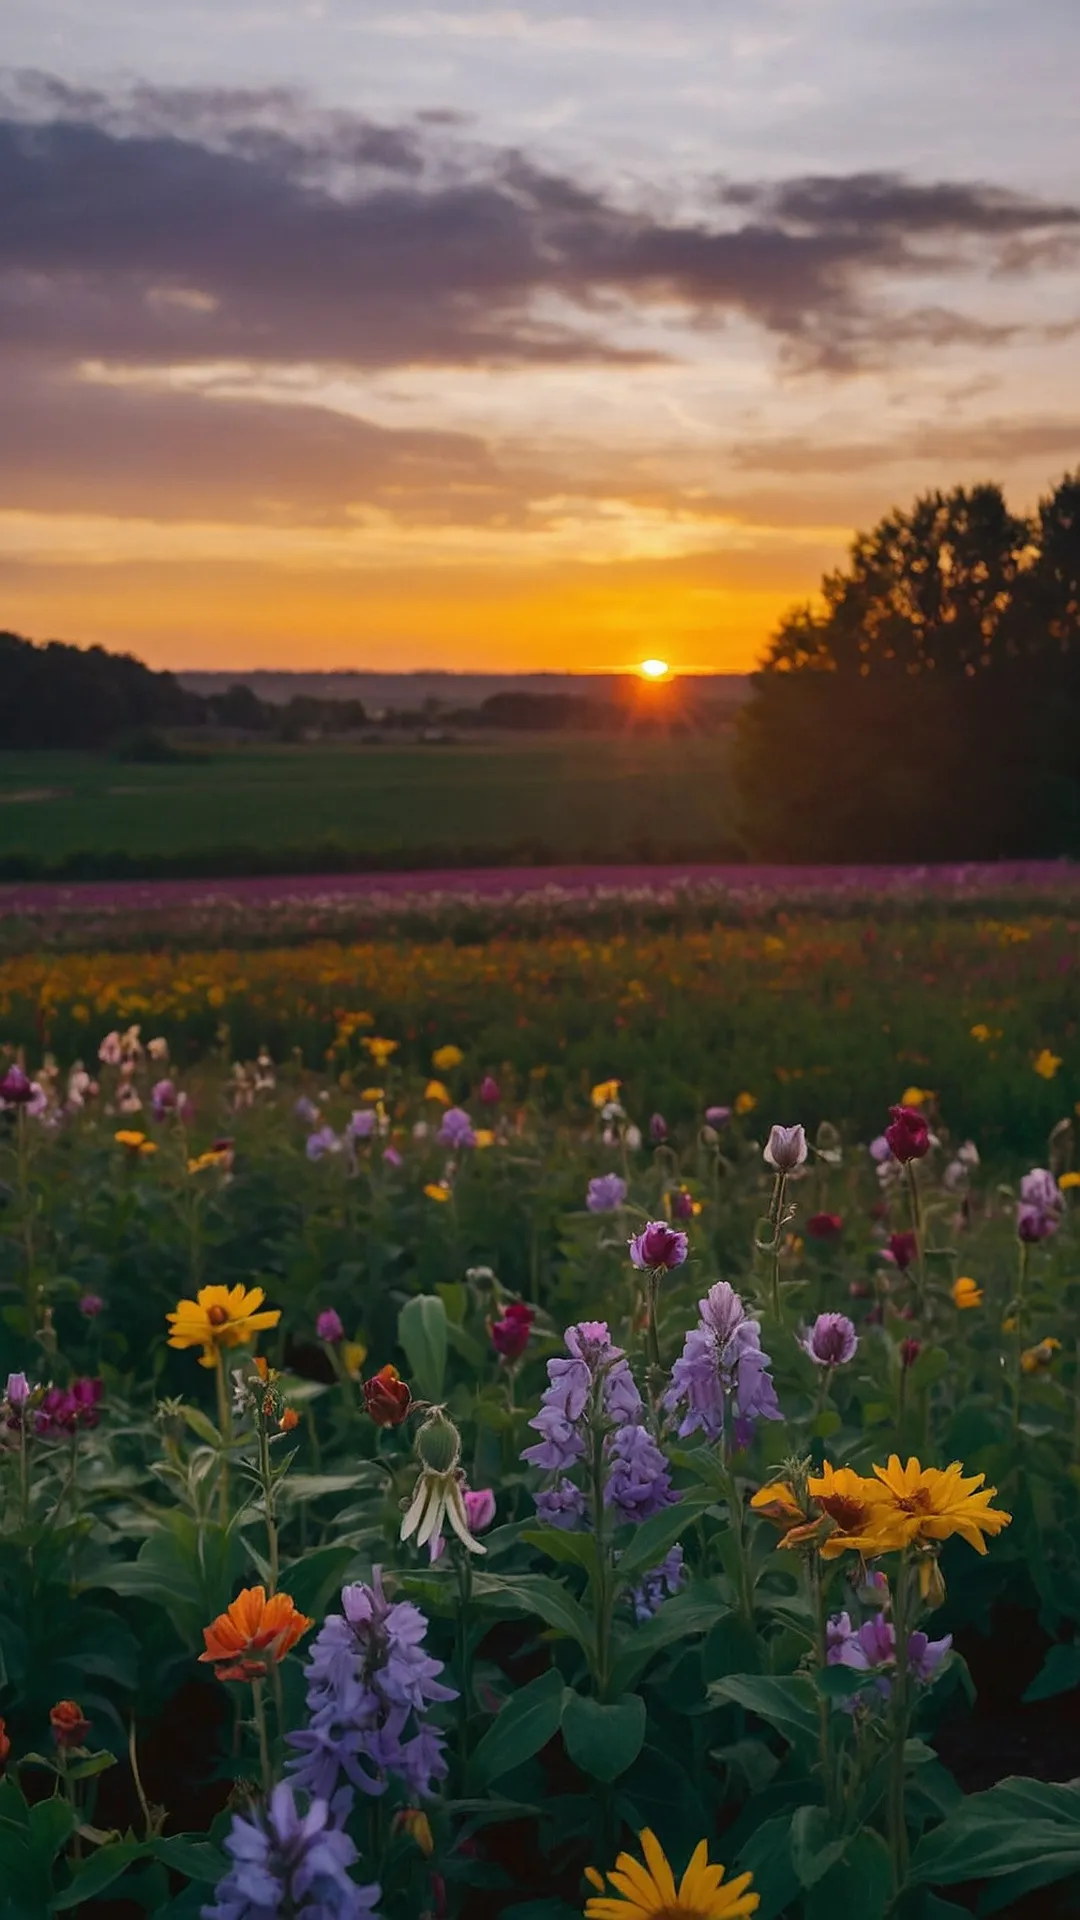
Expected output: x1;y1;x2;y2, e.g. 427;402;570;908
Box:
0;737;736;877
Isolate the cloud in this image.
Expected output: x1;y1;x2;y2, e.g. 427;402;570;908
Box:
1;71;1077;377
734;416;1080;476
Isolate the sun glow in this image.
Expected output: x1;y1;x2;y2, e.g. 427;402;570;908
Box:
639;658;669;680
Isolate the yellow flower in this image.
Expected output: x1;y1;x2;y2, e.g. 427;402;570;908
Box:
188;1148;232;1174
1033;1048;1063;1080
1058;1171;1080;1191
115;1128;157;1155
591;1079;621;1108
969;1023;991;1043
474;1129;495;1149
342;1340;367;1379
749;1480;806;1532
952;1276;983;1309
360;1086;385;1101
393;1808;434;1857
424;1080;452;1105
424;1182;452;1203
871;1455;1011;1554
432;1045;463;1071
901;1085;932;1109
1021;1337;1062;1375
585;1828;758;1920
166;1285;281;1368
734;1091;756;1115
802;1462;909;1559
364;1037;399;1068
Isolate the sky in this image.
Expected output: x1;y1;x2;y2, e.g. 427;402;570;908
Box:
1;0;1078;673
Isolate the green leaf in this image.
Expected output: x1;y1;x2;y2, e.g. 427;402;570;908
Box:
397;1294;448;1402
466;1669;567;1791
519;1528;599;1578
805;1830;893;1920
52;1842;149;1909
471;1574;594;1656
1022;1643;1080;1702
908;1776;1080;1889
709;1673;819;1752
813;1664;881;1702
279;1472;379;1504
153;1835;229;1882
789;1805;845;1889
614;1496;712;1583
180;1405;222;1448
561;1692;645;1784
63;1753;117;1783
27;1795;75;1863
279;1543;358;1619
735;1813;800;1920
609;1590;727;1695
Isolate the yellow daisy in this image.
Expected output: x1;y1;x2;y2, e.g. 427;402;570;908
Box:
166;1284;281;1368
432;1045;464;1071
364;1037;399;1068
1033;1048;1062;1080
734;1091;756;1115
871;1455;1011;1554
951;1276;983;1309
591;1079;621;1108
585;1829;758;1920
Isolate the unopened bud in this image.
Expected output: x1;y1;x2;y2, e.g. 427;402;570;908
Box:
415;1407;461;1475
918;1555;947;1610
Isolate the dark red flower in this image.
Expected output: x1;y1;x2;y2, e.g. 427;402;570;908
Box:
478;1075;501;1105
50;1701;90;1749
806;1211;843;1240
490;1301;535;1361
885;1230;918;1272
670;1188;694;1221
35;1377;104;1437
362;1364;412;1427
884;1105;930;1164
0;1716;10;1771
0;1065;33;1106
899;1337;922;1370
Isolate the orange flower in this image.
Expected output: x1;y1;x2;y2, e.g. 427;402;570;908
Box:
279;1407;300;1433
50;1700;90;1749
200;1585;313;1682
749;1481;806;1532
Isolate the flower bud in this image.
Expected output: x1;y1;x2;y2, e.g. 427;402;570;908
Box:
763;1123;807;1173
316;1308;344;1344
362;1364;411;1427
50;1700;90;1749
918;1556;947;1610
393;1808;434;1857
884;1105;930;1163
899;1337;922;1370
415;1407;461;1475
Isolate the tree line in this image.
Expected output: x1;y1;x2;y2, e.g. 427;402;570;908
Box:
734;470;1080;860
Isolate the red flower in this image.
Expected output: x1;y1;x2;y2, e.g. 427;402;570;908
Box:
0;1716;10;1771
490;1301;535;1361
899;1337;922;1370
806;1212;843;1240
50;1701;90;1749
362;1364;412;1427
884;1105;930;1164
885;1230;918;1272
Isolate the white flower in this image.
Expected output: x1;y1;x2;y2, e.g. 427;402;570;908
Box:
624;1124;643;1151
763;1123;807;1174
957;1141;980;1168
148;1036;170;1062
400;1469;487;1556
413;1121;429;1141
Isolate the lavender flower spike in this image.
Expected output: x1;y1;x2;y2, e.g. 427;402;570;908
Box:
802;1313;858;1368
586;1173;628;1213
288;1572;454;1806
203;1782;380;1920
664;1281;782;1443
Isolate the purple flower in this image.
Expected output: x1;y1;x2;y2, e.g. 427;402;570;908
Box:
348;1109;377;1140
317;1309;345;1344
382;1146;403;1169
534;1478;587;1528
664;1281;782;1443
586;1173;627;1213
704;1106;731;1129
649;1112;668;1143
802;1313;858;1368
203;1781;380;1920
1021;1168;1062;1211
605;1422;673;1522
151;1078;177;1120
34;1377;104;1437
1018;1203;1058;1243
628;1546;685;1623
764;1124;807;1173
437;1107;476;1149
522;1321;638;1473
0;1065;34;1107
79;1294;105;1319
907;1629;953;1684
5;1371;31;1409
628;1222;689;1272
670;1189;694;1221
869;1134;894;1164
288;1572;454;1807
295;1096;320;1125
478;1074;501;1105
306;1126;341;1162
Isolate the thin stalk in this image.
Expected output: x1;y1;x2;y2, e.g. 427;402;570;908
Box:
257;1423;279;1596
454;1549;475;1766
589;1407;613;1700
887;1560;913;1892
810;1556;835;1819
903;1162;926;1318
251;1679;271;1797
214;1347;232;1526
128;1719;154;1840
1010;1239;1031;1451
769;1172;788;1317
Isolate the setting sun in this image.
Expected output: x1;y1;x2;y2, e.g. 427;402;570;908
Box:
639;658;669;680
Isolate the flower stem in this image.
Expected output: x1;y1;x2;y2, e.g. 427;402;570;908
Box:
589;1405;613;1699
250;1679;271;1797
1010;1240;1031;1452
214;1347;232;1526
904;1162;926;1318
887;1559;913;1892
454;1548;475;1765
769;1172;788;1317
257;1423;279;1595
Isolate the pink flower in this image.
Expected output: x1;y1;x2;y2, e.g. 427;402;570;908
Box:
317;1309;344;1344
478;1075;501;1105
491;1302;534;1361
628;1222;688;1272
884;1106;930;1163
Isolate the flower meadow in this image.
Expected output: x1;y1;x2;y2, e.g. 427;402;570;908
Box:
1;1007;1080;1917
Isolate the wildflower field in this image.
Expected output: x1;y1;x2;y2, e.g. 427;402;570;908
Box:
1;902;1080;1918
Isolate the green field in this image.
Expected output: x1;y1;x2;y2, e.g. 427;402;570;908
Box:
0;737;735;876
